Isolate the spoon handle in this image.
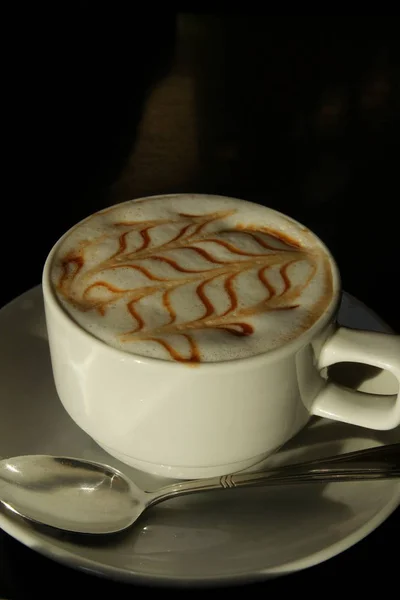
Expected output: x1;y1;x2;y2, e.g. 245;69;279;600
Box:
150;443;400;505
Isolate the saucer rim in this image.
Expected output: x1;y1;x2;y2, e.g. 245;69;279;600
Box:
1;486;399;588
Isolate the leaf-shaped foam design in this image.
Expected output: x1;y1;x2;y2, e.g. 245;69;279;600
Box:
55;210;319;363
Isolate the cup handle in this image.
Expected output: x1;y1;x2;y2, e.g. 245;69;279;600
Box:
311;327;400;430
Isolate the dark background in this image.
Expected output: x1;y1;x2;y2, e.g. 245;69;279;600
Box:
1;9;399;597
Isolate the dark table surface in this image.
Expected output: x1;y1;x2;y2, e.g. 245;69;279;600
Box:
1;10;399;597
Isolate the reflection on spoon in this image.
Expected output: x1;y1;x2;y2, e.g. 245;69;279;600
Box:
0;443;399;535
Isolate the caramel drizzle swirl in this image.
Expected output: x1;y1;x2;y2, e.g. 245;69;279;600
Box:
56;209;318;363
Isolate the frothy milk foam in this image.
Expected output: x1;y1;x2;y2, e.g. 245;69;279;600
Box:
50;195;334;363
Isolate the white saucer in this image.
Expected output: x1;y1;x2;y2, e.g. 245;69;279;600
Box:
0;286;399;587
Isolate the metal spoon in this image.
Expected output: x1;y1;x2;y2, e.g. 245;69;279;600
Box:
1;443;399;535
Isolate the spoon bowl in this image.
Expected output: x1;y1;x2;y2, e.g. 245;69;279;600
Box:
1;443;399;535
0;456;144;534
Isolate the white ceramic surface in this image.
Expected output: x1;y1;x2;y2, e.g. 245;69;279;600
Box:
0;286;399;586
42;197;400;479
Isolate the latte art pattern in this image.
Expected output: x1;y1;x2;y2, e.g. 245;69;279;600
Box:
51;196;334;362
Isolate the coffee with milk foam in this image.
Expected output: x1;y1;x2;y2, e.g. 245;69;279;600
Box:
51;195;334;363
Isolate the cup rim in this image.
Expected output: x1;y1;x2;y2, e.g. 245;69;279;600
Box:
42;193;342;370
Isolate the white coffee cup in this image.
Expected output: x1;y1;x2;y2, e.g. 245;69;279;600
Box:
42;194;400;479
